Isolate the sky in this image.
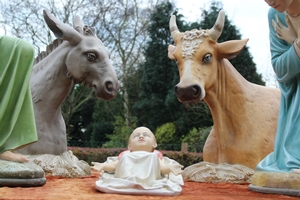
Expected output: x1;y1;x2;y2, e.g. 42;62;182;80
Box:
175;0;277;86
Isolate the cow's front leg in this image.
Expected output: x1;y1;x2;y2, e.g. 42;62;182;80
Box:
202;128;218;163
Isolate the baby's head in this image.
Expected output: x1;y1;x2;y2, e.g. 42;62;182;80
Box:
128;127;157;152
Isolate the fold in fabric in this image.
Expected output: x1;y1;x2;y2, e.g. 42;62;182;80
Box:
0;36;37;154
95;151;183;196
256;8;300;173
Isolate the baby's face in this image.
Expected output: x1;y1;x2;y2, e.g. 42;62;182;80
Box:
128;127;157;152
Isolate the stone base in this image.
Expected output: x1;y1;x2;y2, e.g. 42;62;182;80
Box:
0;159;46;187
0;177;46;187
249;171;300;196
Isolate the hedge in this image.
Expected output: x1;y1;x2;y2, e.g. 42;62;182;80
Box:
68;147;203;167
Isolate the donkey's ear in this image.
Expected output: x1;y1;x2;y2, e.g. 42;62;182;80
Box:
43;9;82;45
73;15;84;34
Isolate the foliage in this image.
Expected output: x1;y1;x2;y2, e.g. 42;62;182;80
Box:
101;116;136;148
155;122;176;143
85;95;124;146
181;127;211;152
161;150;203;167
87;122;114;147
133;1;182;131
64;85;97;141
154;122;179;150
68;147;127;164
97;0;158;125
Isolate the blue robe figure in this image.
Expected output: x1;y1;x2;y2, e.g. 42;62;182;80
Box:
256;8;300;172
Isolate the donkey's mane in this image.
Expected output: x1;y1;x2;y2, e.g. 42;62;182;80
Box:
34;25;96;65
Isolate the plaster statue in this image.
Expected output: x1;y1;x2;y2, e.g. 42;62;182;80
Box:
249;0;300;196
14;10;119;177
91;127;184;196
168;10;280;182
0;36;45;187
17;10;119;155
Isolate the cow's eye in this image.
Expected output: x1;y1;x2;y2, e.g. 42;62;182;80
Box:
86;52;97;61
203;54;212;62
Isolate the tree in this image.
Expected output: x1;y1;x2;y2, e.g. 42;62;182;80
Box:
87;94;124;147
133;1;182;131
95;0;159;127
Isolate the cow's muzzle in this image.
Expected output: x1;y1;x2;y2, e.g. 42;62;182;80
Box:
174;84;201;102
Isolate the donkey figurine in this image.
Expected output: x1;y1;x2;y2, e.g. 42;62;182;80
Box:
17;10;119;156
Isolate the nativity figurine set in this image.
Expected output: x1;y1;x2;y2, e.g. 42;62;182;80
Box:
1;0;300;196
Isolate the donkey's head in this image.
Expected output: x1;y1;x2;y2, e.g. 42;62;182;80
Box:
43;10;119;100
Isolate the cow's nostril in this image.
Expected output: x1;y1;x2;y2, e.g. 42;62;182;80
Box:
192;85;201;97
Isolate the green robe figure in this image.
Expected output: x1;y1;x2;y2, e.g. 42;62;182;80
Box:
0;36;38;163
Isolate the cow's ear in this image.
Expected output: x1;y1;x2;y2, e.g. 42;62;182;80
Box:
168;44;176;60
217;39;249;60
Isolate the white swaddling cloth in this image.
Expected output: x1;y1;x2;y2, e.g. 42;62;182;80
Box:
95;151;183;196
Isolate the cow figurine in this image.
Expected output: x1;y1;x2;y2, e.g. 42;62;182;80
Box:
168;10;280;169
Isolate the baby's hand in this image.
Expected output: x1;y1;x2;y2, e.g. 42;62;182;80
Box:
169;164;184;176
91;162;105;171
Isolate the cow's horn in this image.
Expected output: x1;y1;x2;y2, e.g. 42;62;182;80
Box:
208;10;225;41
169;15;180;41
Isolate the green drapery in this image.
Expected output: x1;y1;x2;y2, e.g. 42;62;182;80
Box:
0;36;37;154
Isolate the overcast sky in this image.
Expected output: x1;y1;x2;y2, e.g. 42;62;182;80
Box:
175;0;277;86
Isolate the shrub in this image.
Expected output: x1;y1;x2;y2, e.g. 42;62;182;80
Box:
181;127;211;152
155;123;180;150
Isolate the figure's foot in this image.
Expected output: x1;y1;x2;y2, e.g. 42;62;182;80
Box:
292;169;300;173
0;151;29;163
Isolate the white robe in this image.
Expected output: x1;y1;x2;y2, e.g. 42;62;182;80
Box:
95;151;183;196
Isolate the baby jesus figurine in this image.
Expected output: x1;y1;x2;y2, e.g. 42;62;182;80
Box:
91;126;184;196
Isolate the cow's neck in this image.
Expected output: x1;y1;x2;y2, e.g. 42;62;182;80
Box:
204;59;252;141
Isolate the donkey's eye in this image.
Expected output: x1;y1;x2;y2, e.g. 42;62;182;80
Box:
203;54;212;63
86;53;97;61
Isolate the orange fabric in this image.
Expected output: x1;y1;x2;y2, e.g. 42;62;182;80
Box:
0;171;296;199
